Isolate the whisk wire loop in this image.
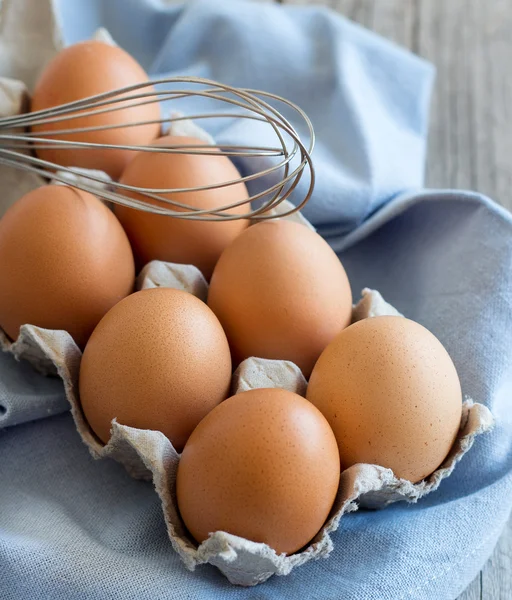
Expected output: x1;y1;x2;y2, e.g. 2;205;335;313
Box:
0;76;315;221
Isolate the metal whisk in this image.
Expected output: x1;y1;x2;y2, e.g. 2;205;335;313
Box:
0;76;315;221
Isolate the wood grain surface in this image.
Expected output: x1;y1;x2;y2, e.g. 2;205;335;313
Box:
276;1;512;599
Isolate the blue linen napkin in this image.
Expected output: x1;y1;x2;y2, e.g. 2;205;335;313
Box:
1;1;511;599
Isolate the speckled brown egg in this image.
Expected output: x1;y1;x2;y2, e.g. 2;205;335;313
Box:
176;388;340;555
79;287;232;451
207;220;352;378
114;135;249;279
0;185;135;347
31;40;160;179
307;316;463;483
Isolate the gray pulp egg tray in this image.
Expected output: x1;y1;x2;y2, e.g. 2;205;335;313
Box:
0;239;494;587
0;71;494;586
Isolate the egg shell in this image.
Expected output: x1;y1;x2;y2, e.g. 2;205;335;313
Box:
207;219;353;377
79;287;232;451
114;135;249;279
0;184;134;348
31;40;161;179
307;315;463;483
176;387;340;556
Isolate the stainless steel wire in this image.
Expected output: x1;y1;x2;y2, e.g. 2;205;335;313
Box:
0;77;315;221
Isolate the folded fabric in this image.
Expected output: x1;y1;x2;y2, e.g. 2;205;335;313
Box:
0;1;511;600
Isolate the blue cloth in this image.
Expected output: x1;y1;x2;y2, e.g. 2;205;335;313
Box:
1;1;511;599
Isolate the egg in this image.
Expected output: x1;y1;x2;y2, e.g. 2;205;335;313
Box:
31;40;160;179
0;185;134;347
176;388;340;555
207;220;352;377
79;287;232;451
307;316;463;483
114;135;249;279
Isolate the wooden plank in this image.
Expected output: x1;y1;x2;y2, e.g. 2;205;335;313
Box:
472;0;512;211
481;514;512;599
280;2;511;599
415;0;512;209
458;574;482;600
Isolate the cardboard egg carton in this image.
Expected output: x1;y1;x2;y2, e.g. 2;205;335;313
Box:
0;258;494;586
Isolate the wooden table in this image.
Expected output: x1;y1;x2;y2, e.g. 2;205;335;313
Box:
272;1;511;598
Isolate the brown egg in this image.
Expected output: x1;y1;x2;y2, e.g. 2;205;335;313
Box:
307;316;463;483
79;287;232;451
114;135;249;279
0;185;134;347
176;388;340;555
207;220;352;378
31;40;160;179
